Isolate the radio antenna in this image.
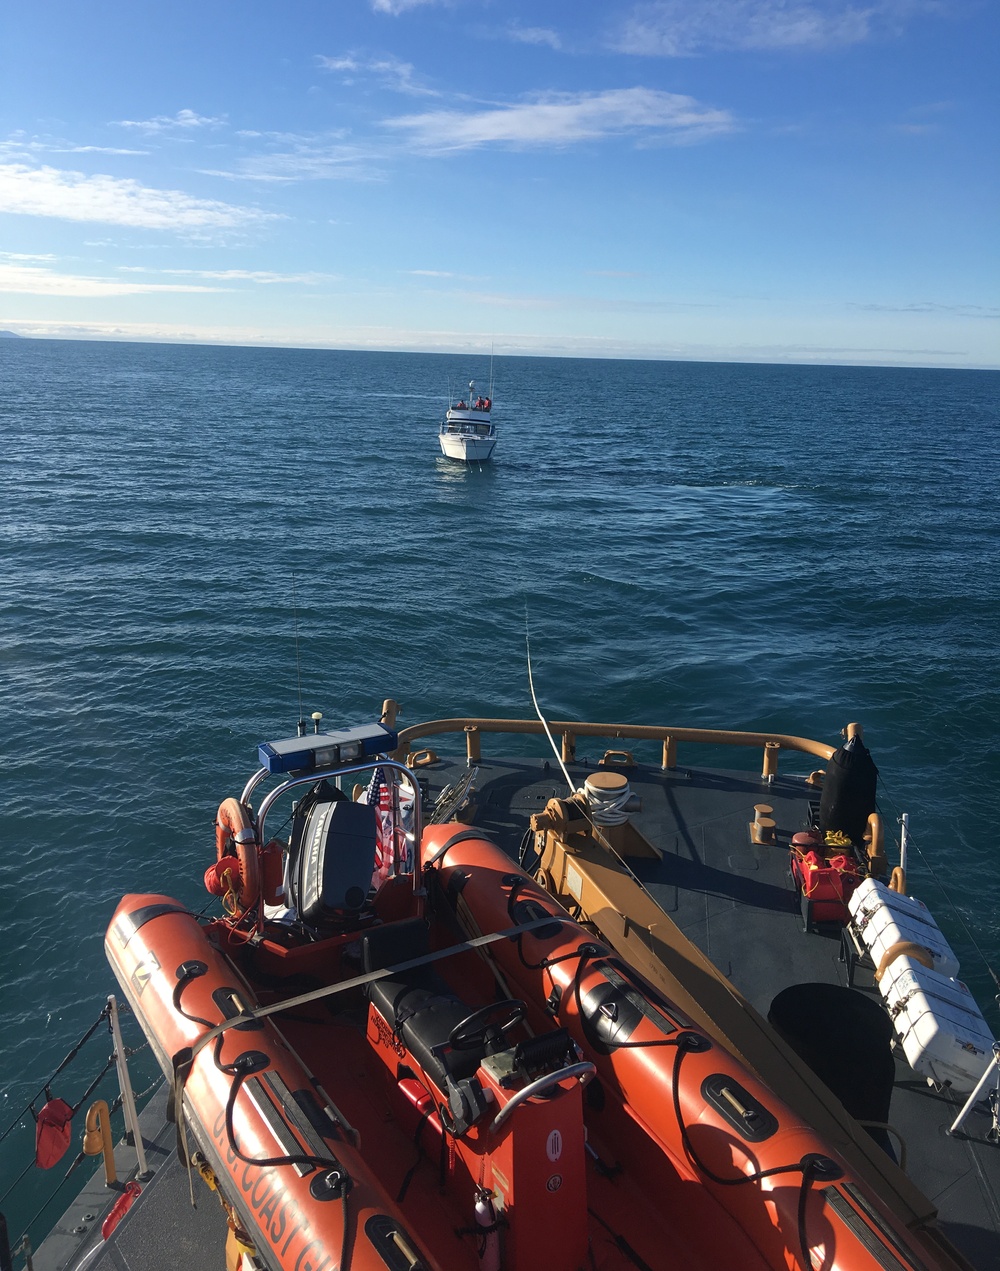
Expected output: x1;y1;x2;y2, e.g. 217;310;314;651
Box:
525;603;576;794
292;573;306;736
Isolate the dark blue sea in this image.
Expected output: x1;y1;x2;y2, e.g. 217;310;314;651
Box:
1;339;998;1248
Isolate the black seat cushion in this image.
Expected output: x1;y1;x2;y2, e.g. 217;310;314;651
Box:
363;919;480;1088
370;983;481;1086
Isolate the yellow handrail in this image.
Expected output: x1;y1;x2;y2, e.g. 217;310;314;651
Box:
393;713;836;771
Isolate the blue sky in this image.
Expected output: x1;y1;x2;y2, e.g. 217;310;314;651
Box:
1;0;996;366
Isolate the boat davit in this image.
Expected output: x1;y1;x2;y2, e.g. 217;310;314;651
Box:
102;712;979;1271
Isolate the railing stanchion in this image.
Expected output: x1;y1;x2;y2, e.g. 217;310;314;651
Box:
948;1043;1000;1137
108;996;150;1179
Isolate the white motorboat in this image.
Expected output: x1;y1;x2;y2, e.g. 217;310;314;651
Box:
439;379;497;462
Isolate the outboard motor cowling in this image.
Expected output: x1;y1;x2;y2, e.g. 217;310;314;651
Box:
289;797;378;927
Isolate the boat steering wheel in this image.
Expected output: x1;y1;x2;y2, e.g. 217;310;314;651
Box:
448;999;526;1051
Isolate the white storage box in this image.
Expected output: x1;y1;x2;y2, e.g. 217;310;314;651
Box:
877;954;995;1093
848;877;960;978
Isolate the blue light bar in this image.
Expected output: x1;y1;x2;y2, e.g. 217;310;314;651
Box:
258;722;399;776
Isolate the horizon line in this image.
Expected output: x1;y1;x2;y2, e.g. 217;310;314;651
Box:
0;329;996;373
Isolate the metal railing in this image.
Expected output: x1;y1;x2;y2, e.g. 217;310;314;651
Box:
392;713;837;776
0;998;157;1269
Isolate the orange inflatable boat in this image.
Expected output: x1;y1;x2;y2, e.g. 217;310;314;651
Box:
105;739;941;1271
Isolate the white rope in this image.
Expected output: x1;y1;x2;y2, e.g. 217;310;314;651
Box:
525;605;577;794
584;777;632;826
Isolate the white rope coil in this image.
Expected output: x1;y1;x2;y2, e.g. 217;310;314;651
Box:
584;776;632;826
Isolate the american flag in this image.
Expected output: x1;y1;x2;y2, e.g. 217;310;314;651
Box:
365;766;396;883
363;766;413;883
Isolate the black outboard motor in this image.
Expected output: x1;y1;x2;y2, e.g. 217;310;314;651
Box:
286;782;378;930
819;733;878;845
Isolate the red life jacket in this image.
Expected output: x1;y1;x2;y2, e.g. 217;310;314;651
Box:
35;1097;74;1169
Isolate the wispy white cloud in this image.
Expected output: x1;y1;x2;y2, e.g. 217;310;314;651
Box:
615;1;921;55
202;134;382;183
851;301;1000;318
56;145;150;155
0;263;225;297
506;25;563;50
370;0;439;14
385;87;735;151
115;108;226;134
0;317;283;344
404;268;487;282
0;132;148;158
426;286;717;313
117;267;337;285
0;250;58;263
0;163;276;230
317;51;440;97
891;99;954;135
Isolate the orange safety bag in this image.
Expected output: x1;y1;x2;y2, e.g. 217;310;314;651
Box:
34;1097;74;1169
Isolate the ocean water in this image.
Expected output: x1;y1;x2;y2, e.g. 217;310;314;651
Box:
1;339;998;1246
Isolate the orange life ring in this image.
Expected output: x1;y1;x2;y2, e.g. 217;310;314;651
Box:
214;797;260;910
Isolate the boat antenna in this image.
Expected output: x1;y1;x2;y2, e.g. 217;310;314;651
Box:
489;341;495;401
292;573;306;737
525;603;576;794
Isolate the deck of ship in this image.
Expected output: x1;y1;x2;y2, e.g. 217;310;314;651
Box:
31;740;1000;1271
